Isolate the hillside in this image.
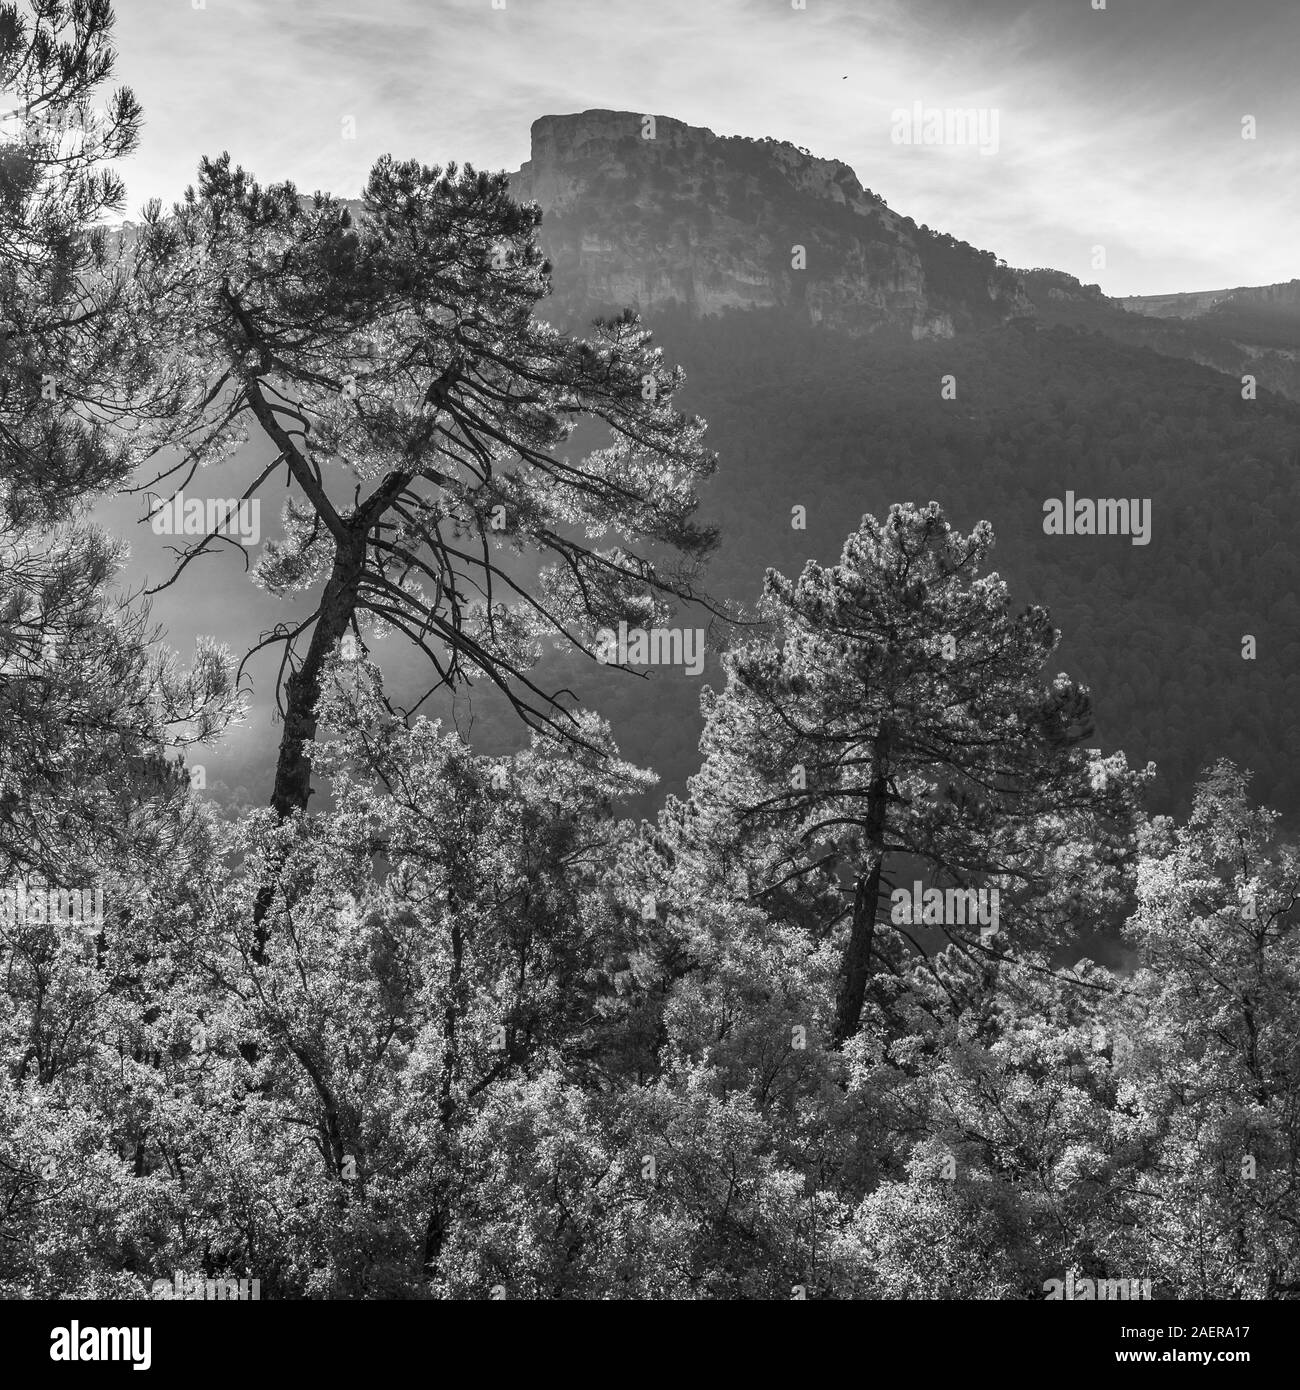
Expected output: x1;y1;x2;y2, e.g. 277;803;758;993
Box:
1018;271;1300;402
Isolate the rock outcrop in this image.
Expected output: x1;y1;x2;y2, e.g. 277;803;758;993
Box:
510;110;1033;339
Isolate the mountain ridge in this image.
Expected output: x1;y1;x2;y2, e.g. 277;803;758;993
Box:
504;110;1300;403
509;108;1032;339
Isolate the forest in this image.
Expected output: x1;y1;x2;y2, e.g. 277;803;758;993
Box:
546;304;1300;832
1;1;1298;1304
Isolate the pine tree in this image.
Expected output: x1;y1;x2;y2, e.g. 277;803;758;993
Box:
0;0;168;525
690;502;1152;1044
131;153;721;820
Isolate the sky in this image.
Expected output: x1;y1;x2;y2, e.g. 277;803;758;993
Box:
105;0;1299;298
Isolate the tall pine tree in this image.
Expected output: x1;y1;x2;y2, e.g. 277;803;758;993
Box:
688;502;1151;1044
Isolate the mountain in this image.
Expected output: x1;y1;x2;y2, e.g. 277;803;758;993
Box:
510;110;1032;339
506;112;1300;406
484;111;1300;828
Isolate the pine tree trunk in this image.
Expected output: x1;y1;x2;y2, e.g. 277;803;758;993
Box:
251;529;368;956
833;729;890;1045
270;535;367;818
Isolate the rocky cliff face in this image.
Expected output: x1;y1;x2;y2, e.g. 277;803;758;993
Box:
1119;280;1300;320
510;110;1033;339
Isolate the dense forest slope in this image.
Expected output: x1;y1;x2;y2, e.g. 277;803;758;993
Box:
1027;271;1300;403
514;307;1300;820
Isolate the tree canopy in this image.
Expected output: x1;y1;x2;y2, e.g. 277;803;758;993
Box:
1;0;1297;1307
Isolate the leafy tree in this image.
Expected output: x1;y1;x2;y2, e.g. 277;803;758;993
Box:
125;663;660;1297
833;945;1131;1299
0;523;240;1297
1104;763;1300;1297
